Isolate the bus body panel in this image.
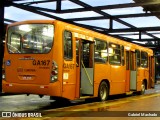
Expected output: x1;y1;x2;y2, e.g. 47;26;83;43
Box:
94;63;110;96
57;22;78;100
4;53;52;85
125;70;130;92
62;60;77;100
110;65;126;95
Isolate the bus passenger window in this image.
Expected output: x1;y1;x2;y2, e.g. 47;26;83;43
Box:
64;31;72;59
94;39;108;63
109;43;121;65
136;50;140;67
121;46;124;66
141;51;148;68
126;51;129;70
9;33;21;53
76;40;79;66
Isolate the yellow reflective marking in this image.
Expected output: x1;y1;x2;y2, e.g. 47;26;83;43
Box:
73;93;160;111
43;93;160;117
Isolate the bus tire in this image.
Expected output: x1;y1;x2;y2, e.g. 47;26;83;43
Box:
138;81;145;95
98;81;109;101
140;81;146;95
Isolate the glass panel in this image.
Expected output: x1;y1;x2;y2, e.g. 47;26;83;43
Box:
7;24;54;54
109;42;121;65
76;40;79;66
64;31;72;59
141;51;148;68
82;42;90;67
126;51;129;70
121;46;125;66
94;39;108;63
9;33;21;53
136;50;140;67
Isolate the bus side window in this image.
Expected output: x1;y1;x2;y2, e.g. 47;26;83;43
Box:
109;43;121;65
136;50;140;67
141;51;148;68
121;46;124;66
64;31;72;59
94;39;108;63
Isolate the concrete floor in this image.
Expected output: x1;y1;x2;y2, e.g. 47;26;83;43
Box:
1;84;160;120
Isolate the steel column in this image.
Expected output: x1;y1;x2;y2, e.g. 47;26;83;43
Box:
109;17;113;30
139;31;141;41
56;0;61;12
0;0;5;93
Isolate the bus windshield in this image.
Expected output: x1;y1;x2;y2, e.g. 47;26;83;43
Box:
7;24;54;54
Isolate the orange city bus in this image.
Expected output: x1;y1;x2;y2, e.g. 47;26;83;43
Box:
2;20;155;101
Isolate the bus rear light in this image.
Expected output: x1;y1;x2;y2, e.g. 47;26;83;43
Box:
50;60;58;83
52;60;58;70
52;65;58;70
2;68;5;80
6;84;12;87
51;70;58;75
40;86;48;89
51;76;58;82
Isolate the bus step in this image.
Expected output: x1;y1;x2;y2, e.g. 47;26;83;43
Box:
79;96;93;99
126;91;133;95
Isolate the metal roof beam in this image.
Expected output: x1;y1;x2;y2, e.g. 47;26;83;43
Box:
139;44;160;47
68;0;137;28
7;1;160;43
66;12;160;21
12;3;65;21
56;0;61;12
4;18;16;23
21;0;55;5
69;0;159;39
11;3;108;32
130;39;160;41
59;1;160;13
107;27;160;33
15;4;58;13
111;32;160;36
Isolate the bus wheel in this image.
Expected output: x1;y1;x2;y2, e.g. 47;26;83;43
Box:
98;81;109;101
137;81;145;95
140;82;145;95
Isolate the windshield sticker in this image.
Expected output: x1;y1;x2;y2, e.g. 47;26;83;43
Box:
63;73;69;80
19;56;35;60
6;60;11;66
17;68;36;72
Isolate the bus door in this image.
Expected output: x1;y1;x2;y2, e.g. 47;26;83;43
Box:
125;51;130;92
149;56;155;88
76;39;94;96
130;51;137;90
